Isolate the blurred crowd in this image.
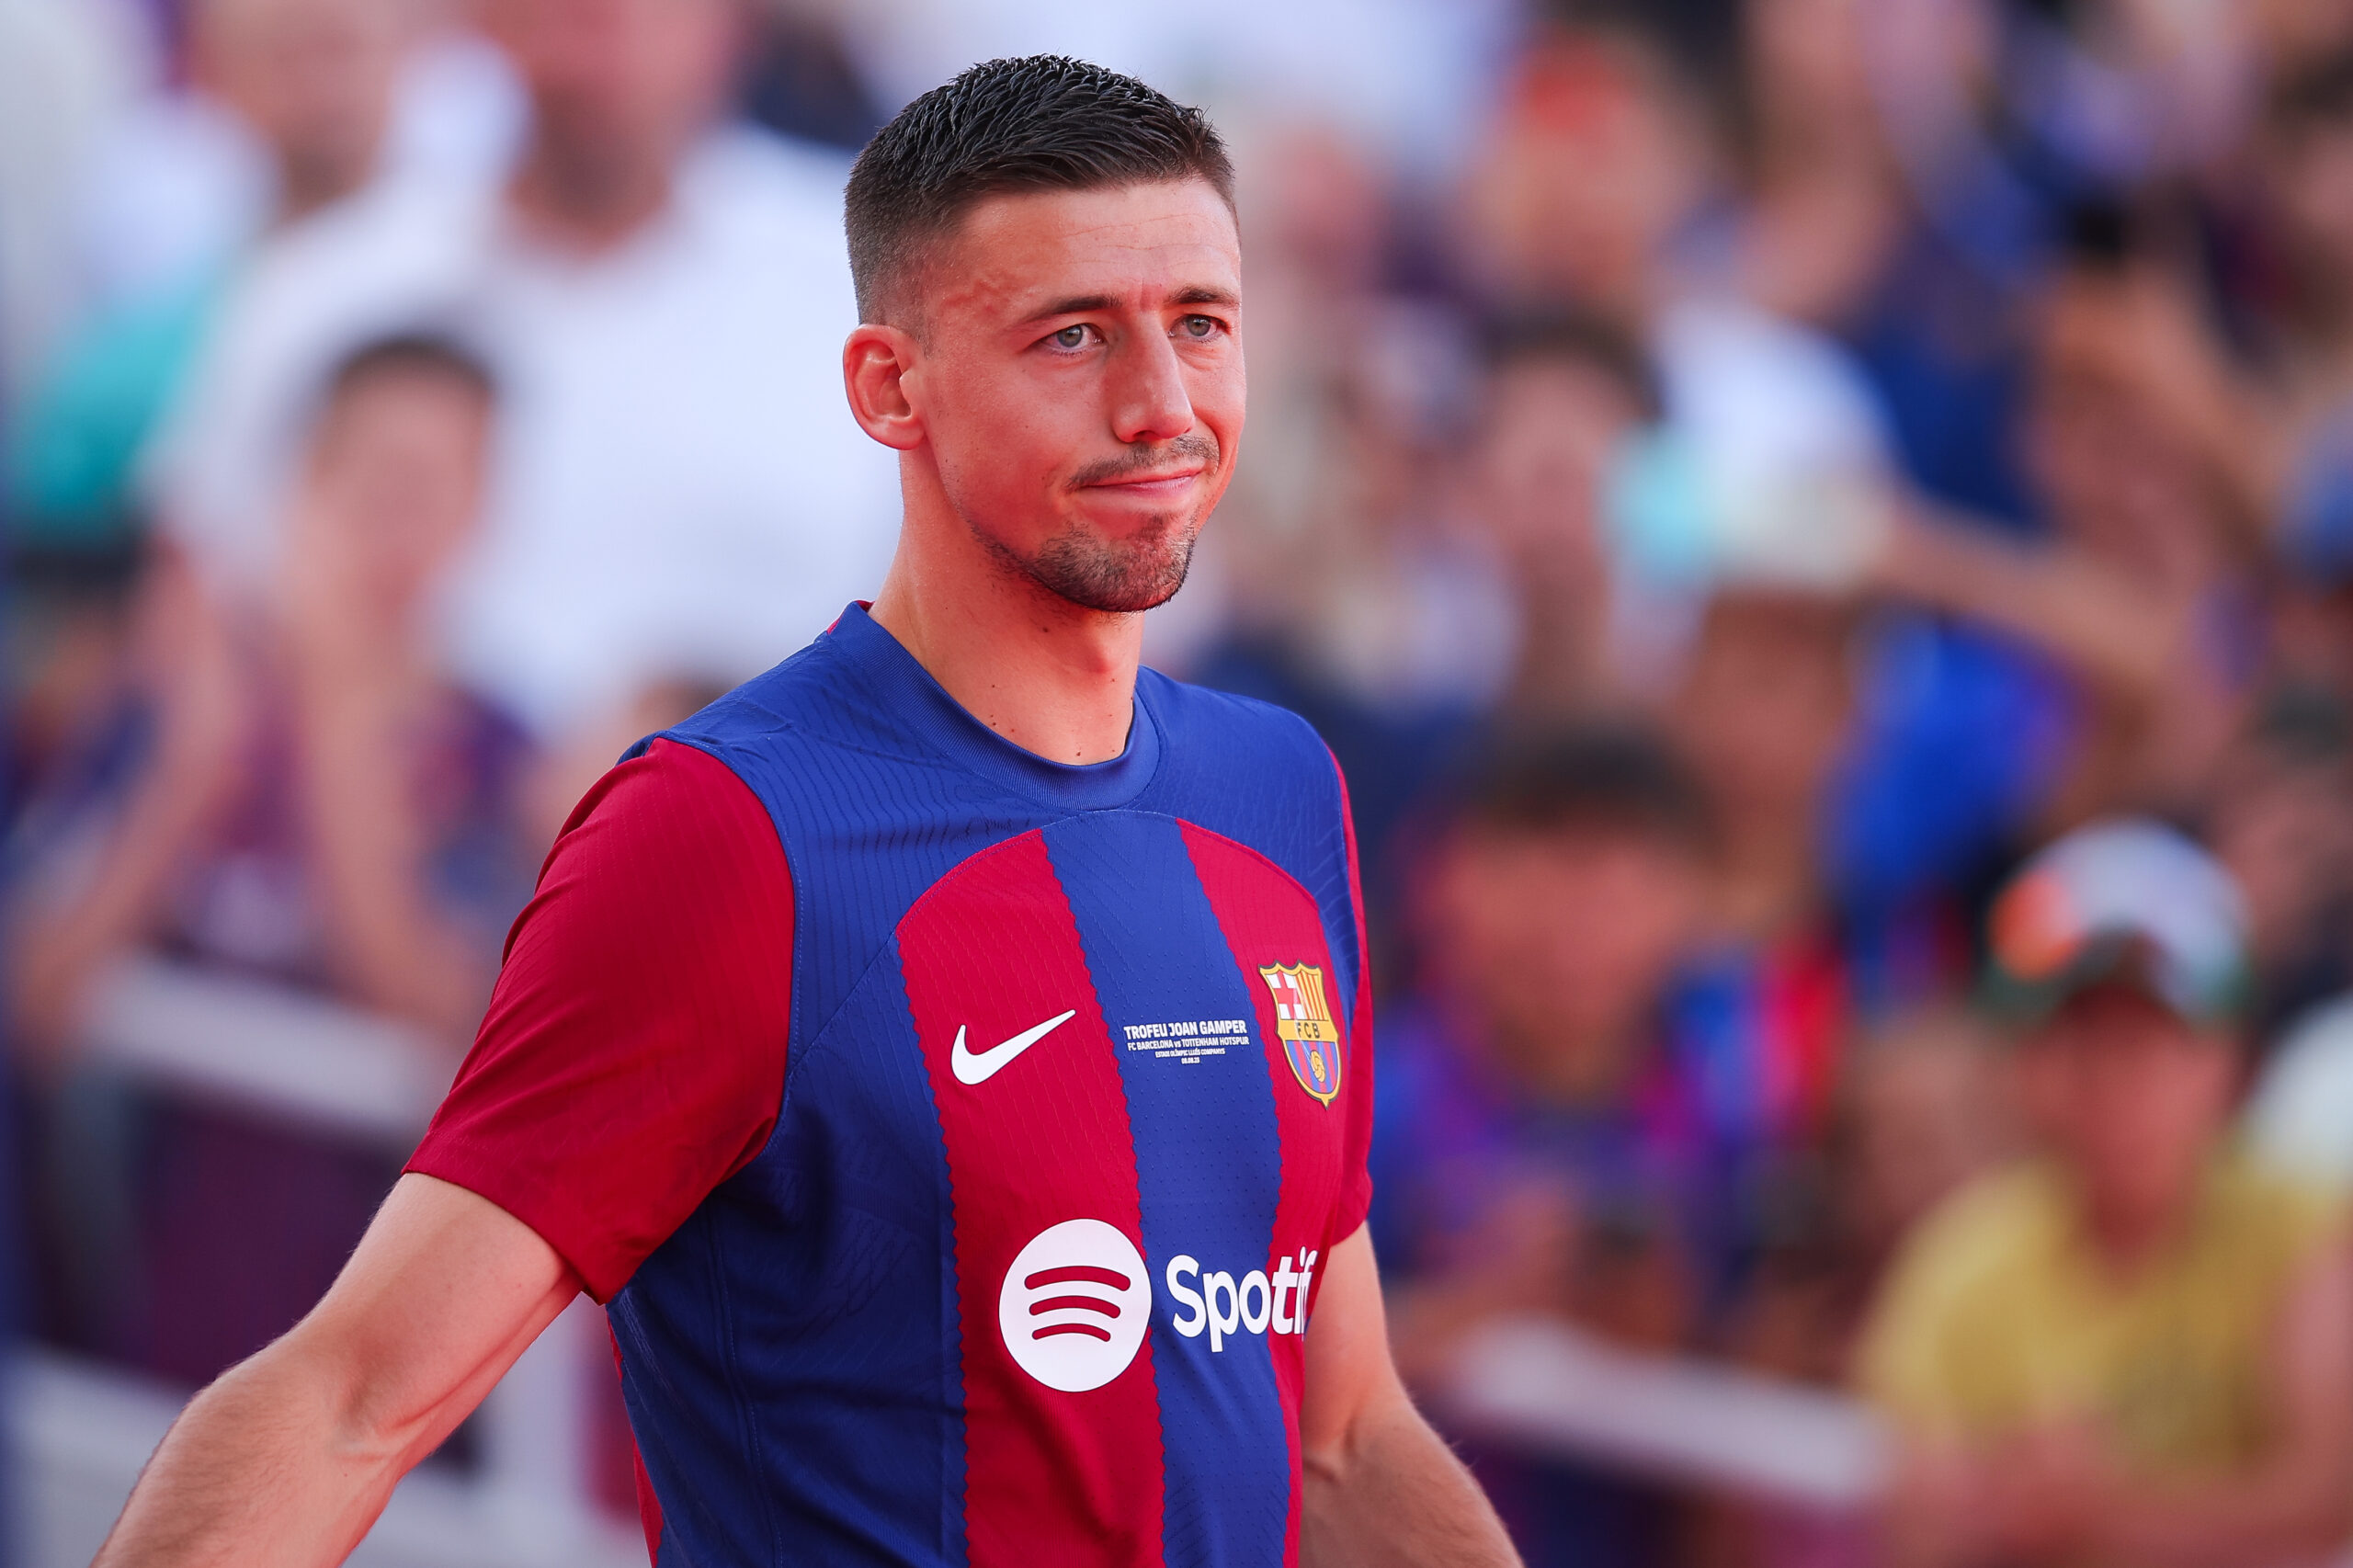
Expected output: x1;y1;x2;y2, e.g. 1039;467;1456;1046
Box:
7;0;2353;1563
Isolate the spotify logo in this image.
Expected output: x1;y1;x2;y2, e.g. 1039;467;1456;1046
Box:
998;1219;1153;1392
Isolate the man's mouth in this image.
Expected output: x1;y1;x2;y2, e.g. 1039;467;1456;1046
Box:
1084;465;1206;498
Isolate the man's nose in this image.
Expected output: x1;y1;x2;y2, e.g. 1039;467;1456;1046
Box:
1108;328;1195;447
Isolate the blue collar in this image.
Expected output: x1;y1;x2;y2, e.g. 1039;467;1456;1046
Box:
823;602;1162;812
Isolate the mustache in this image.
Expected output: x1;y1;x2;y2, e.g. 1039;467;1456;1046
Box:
1066;433;1221;490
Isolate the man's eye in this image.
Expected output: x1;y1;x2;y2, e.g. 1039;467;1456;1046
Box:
1052;324;1092;349
1177;315;1222;339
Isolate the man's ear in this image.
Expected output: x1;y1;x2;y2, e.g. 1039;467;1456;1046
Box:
844;324;925;451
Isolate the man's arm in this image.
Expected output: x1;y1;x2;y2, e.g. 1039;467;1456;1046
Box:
95;1174;577;1568
1298;1223;1522;1568
1879;1243;2353;1568
2087;1241;2353;1567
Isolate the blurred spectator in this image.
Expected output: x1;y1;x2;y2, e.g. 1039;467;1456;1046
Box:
1672;591;1857;965
2207;684;2353;1038
2253;51;2353;585
1729;1006;2013;1392
0;0;147;403
144;0;898;829
1467;311;1659;716
1859;820;2353;1568
1379;724;1718;1343
1460;13;1710;330
2247;990;2353;1199
1734;0;1902;335
1870;242;2266;836
1657;584;2000;1181
1698;1006;2013;1568
1376;722;1720;1565
9;333;532;1051
9;333;533;1381
7;0;521;562
1462;10;1899;625
837;0;1518;187
1735;0;2040;529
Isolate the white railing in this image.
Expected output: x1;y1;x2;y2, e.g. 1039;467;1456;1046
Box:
10;1346;645;1568
34;953;637;1567
1439;1315;1889;1509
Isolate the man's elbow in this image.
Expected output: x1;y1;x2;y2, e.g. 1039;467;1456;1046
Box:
206;1319;417;1479
1301;1379;1422;1496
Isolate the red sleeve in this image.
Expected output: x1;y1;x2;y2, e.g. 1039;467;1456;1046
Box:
406;738;793;1301
1325;747;1376;1249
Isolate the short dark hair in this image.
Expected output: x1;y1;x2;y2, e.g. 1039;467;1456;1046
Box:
1483;309;1663;421
844;55;1235;324
2268;49;2353;140
324;332;496;408
1449;722;1715;857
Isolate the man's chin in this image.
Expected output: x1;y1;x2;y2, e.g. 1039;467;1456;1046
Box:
985;514;1200;616
1035;552;1193;615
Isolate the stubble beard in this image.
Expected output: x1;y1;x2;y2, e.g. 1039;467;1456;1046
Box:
974;437;1217;614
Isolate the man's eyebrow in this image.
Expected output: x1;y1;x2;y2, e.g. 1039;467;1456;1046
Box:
1023;293;1116;324
1018;286;1240;324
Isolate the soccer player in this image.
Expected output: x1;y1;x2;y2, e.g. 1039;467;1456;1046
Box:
94;57;1522;1568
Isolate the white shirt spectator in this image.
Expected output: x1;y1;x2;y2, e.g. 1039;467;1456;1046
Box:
69;30;525;323
0;0;149;398
2247;994;2353;1195
147;123;901;738
838;0;1518;186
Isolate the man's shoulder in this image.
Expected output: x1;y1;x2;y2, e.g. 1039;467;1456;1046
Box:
1139;669;1336;791
2200;1152;2347;1274
654;633;864;758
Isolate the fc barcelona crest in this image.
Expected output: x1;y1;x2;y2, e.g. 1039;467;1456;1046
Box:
1259;963;1342;1106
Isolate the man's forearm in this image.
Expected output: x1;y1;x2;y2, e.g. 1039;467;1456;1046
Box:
1302;1392;1521;1568
96;1339;404;1568
2097;1463;2353;1567
97;1176;581;1567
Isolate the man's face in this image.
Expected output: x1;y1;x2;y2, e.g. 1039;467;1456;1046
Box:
2267;120;2353;277
483;0;737;155
198;0;405;202
2017;983;2237;1233
1472;358;1642;578
1464;40;1705;309
1674;593;1856;828
890;178;1245;614
303;369;492;609
1434;824;1704;1084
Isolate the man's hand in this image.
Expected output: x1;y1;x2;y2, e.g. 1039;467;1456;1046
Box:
1299;1224;1522;1568
95;1175;577;1568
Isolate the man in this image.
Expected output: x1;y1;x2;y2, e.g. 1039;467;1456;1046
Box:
1376;724;1715;1566
95;57;1521;1568
1859;820;2353;1567
146;0;897;781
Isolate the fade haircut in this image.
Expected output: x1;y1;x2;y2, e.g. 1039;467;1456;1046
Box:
844;55;1235;324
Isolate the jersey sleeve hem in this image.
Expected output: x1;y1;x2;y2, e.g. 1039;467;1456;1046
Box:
404;1136;633;1304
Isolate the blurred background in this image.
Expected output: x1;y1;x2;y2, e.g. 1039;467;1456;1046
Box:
6;0;2353;1563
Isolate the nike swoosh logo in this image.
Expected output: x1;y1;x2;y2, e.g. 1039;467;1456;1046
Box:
951;1009;1079;1086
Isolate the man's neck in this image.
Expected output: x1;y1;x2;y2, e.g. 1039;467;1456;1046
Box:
869;478;1144;767
505;127;682;255
2068;1161;2210;1282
